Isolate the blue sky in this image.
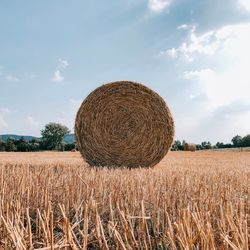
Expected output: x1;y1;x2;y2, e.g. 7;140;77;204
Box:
0;0;250;143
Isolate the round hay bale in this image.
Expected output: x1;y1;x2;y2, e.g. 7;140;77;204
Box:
75;81;175;168
184;143;196;152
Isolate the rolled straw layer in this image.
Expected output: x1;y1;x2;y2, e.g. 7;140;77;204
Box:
75;81;174;168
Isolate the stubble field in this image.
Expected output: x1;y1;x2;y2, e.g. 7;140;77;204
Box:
0;151;249;249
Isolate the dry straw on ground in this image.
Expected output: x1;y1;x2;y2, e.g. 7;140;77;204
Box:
0;151;249;249
184;143;196;152
75;81;175;168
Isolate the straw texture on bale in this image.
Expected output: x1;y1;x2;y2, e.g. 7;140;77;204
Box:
184;143;196;152
75;81;175;168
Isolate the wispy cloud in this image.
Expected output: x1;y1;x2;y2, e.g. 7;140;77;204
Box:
165;22;250;142
159;47;177;58
148;0;172;13
6;75;20;82
177;24;190;30
160;22;250;63
238;0;250;11
52;70;64;82
183;69;214;80
52;58;69;82
160;26;222;61
58;58;69;69
180;23;250;108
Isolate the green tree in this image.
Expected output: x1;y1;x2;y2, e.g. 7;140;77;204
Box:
231;135;242;147
41;123;70;150
0;139;5;151
242;134;250;147
201;141;212;149
64;143;76;151
171;140;180;151
16;137;29;152
216;142;224;148
28;142;40;151
5;138;17;152
171;140;184;151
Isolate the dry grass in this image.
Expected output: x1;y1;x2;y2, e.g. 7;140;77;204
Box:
0;151;249;249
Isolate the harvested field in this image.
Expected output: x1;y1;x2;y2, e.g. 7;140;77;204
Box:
0;151;249;249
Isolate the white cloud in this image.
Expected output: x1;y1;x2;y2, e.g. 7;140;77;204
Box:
58;58;69;69
51;58;69;82
183;69;214;80
52;70;64;82
26;116;39;128
177;24;190;30
161;26;228;61
170;22;250;142
181;23;250;108
163;23;250;63
166;48;177;59
183;65;250;108
238;0;250;11
148;0;172;13
6;75;20;82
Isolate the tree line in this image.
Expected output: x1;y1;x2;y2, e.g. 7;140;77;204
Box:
0;123;76;152
172;134;250;151
0;122;249;152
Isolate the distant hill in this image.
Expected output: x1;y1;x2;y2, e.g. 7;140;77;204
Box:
64;134;75;144
0;134;39;142
0;134;75;144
